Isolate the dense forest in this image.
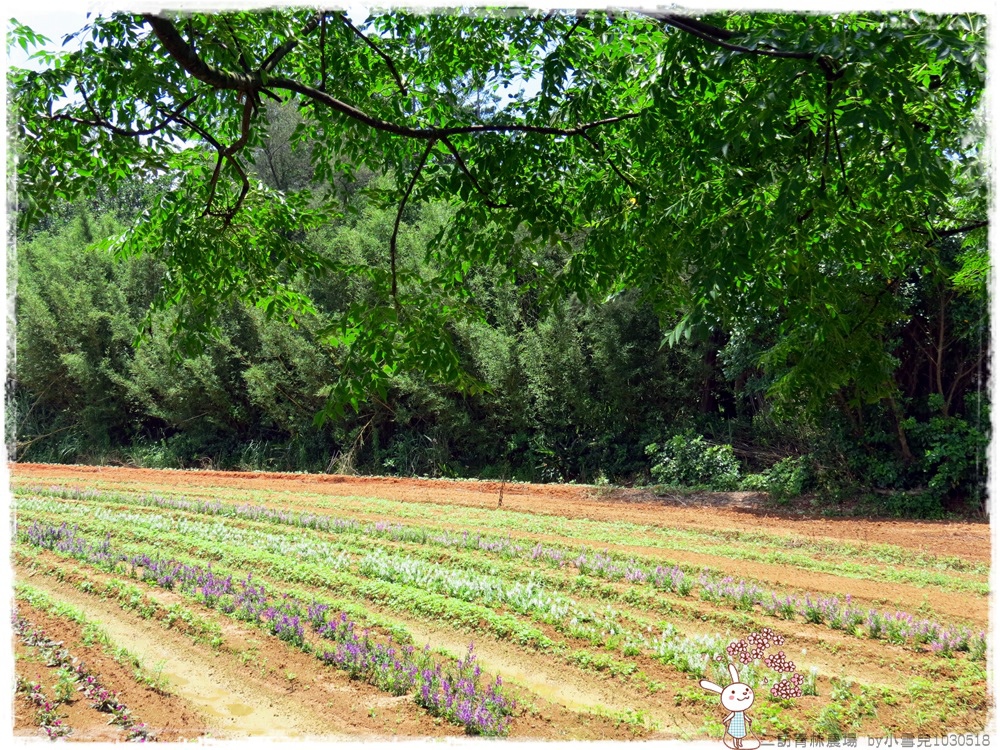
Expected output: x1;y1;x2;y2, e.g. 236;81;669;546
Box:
8;11;989;518
10;104;988;518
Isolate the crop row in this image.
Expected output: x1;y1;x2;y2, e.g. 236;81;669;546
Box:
21;520;515;736
16;494;987;659
18;494;693;638
16;484;985;593
13;612;155;741
697;578;985;658
17;516;758;695
191;484;987;580
17;507;557;650
15;505;782;677
187;482;980;576
15;676;73;740
18;499;666;643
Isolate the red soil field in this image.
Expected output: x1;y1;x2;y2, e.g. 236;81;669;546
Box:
10;462;992;739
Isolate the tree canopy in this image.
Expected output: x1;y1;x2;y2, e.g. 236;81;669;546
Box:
9;8;988;419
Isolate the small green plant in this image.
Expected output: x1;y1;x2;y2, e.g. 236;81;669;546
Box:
802;667;819;696
755;698;804;737
621;639;642;657
80;622;103;647
674;686;715;706
830;678;856;702
589;705;658;735
52;668;78;703
137;660;171;693
812;704;844;741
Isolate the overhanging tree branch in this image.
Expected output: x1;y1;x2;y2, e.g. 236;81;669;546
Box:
927;220;988;240
260;10;323;73
138;13;643;231
53;87;198;137
221;16;251;73
390;139;437;302
563;14;585;44
908;219;989;246
144;14;259;91
577;130;643;195
438;136;511;209
339;13;408;95
175;103;252;223
267;76;642;139
211;98;254;222
637;11;841;79
143;14;641;141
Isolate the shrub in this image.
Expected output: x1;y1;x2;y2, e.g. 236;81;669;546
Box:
902;405;988;512
645;431;740;491
877;490;945;520
739;455;812;500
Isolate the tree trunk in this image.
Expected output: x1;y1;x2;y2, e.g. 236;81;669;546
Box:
887;395;914;465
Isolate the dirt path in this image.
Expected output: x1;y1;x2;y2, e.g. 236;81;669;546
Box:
17;570;344;739
13;597;211;741
15;552;647;740
372;607;704;736
11;463;989;562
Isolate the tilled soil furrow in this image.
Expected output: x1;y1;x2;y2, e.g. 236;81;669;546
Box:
10;463;990;740
14;551;646;739
13;597;209;741
13;565;445;739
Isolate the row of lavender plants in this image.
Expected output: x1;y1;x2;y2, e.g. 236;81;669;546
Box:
18;487;676;583
17;488;986;660
18;510;788;684
20;501;725;660
18;501;553;648
13;614;154;741
19;497;651;643
16;497;353;570
15;514;809;705
698;576;986;659
308;601;513;737
15;676;74;739
23;503;735;687
19;521;515;736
